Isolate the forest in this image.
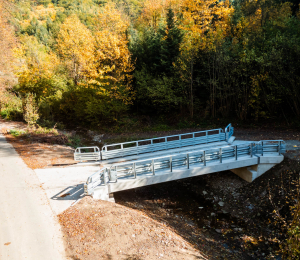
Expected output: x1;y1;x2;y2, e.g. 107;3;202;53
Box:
0;0;300;129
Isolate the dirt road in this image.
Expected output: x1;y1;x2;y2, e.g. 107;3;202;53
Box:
0;132;66;260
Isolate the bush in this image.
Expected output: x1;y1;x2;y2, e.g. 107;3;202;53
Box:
23;93;39;126
0;90;23;120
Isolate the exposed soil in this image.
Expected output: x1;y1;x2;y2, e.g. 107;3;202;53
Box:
1;118;299;259
58;198;206;260
0;118;75;169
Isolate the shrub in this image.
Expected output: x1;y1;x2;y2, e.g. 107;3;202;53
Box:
23;93;39;126
0;90;23;120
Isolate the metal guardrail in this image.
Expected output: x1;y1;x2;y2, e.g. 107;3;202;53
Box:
84;140;286;195
74;146;100;162
75;126;231;161
101;128;225;160
225;123;234;141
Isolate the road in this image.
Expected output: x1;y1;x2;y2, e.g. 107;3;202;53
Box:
0;132;66;260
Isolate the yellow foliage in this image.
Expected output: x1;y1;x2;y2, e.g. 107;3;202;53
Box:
137;0;182;29
181;0;233;50
95;2;129;34
14;36;59;96
57;14;95;85
93;3;134;103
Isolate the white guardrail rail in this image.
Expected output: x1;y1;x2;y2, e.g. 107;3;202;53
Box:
84;140;286;195
75;124;234;162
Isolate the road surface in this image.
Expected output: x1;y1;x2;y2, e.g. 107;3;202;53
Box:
0;132;66;260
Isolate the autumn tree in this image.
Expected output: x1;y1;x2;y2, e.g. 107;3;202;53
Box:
57;14;95;86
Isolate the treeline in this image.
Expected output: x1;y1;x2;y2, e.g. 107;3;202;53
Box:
1;0;300;126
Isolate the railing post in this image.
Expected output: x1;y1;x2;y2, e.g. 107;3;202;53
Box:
187;154;189;169
203;151;206;166
235;145;237;160
206;131;208;143
278;141;281;155
152;159;155;175
262;141;264;156
170;156;172;172
250;143;253;157
133;163;136;178
219;148;222;163
179;134;182;148
103;169;107;185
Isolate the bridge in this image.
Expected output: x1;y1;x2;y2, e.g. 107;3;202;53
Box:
75;124;286;202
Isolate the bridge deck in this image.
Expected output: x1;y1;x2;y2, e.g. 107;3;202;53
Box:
79;124;285;202
102;140;229;164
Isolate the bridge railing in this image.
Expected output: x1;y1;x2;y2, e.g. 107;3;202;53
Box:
74;127;230;162
84;140;285;195
256;140;286;156
74;146;100;162
101;128;225;160
225;123;234;141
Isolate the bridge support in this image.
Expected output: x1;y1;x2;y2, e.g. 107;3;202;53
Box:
92;185;115;202
230;155;284;182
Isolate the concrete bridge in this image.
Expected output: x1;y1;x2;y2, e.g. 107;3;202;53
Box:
75;124;285;202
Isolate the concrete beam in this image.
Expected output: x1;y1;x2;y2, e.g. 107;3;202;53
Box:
230;155;284;182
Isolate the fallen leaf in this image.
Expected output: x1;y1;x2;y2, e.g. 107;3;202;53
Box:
4;242;11;246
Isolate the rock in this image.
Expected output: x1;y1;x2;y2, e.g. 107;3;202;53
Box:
261;190;267;197
211;212;216;216
223;243;230;249
257;213;260;216
218;202;224;206
198;207;203;209
203;191;207;195
247;204;254;210
215;229;222;233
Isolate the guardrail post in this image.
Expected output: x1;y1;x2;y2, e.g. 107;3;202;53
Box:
250;143;253;157
152;159;155;175
170;156;172;172
133;163;136;178
206;131;208;143
262;141;264;156
235;146;237;160
187;154;189;169
219;148;222;163
203;151;206;166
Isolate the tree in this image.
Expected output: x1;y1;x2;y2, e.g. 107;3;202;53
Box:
57;14;95;85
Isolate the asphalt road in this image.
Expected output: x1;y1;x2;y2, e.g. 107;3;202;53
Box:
0;133;66;260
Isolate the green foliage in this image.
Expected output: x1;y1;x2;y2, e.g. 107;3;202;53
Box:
9;129;26;137
0;91;23;121
66;133;82;147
